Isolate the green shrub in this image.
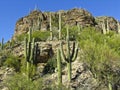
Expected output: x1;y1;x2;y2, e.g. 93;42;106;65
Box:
6;73;43;90
16;33;27;42
61;26;79;40
77;27;120;88
4;54;20;72
42;56;57;74
32;31;50;41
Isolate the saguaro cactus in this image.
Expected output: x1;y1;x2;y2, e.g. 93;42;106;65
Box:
57;48;62;85
106;20;110;34
60;26;78;81
1;38;4;50
59;11;62;40
117;20;120;34
49;12;53;40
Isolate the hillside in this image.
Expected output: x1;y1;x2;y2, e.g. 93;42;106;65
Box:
0;8;120;90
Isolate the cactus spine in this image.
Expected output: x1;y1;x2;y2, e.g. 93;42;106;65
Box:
50;12;53;40
57;48;62;85
24;27;38;79
60;26;78;81
59;11;62;40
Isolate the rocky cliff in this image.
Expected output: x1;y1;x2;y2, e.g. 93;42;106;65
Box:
13;8;95;39
13;8;119;40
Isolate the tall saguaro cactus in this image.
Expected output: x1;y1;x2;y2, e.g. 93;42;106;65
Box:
1;38;4;50
117;20;120;34
59;11;62;40
24;27;38;79
106;20;110;34
49;12;53;40
57;48;62;85
60;26;78;81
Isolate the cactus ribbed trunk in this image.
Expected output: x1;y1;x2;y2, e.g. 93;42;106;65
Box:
27;62;30;80
57;48;62;85
67;62;72;81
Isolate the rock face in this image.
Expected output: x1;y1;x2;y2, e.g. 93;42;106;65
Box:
13;10;49;39
13;8;120;40
61;8;96;26
47;60;99;90
13;8;96;39
95;16;118;31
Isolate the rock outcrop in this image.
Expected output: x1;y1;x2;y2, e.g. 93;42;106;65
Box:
13;8;96;40
95;16;118;32
13;8;120;40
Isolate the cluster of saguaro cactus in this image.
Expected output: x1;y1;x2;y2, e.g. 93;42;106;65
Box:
102;19;110;34
60;26;78;81
24;27;39;79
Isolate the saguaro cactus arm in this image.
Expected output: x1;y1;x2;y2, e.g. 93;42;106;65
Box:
71;42;78;62
60;42;67;62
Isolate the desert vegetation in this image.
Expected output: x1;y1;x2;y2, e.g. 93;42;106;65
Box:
0;9;120;90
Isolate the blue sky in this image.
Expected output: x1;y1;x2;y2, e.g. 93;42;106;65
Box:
0;0;120;42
